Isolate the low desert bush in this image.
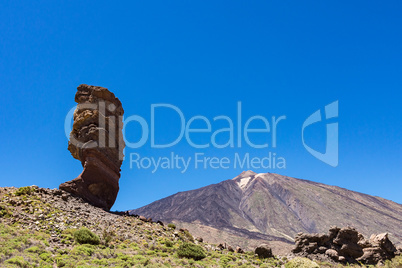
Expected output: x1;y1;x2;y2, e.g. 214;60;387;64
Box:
15;186;35;196
73;228;100;245
177;242;206;260
164;239;174;247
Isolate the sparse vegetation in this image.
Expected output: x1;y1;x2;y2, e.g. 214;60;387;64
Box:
167;223;176;229
102;229;115;246
182;229;194;242
5;255;30;267
285;257;320;268
15;186;36;196
0;186;400;267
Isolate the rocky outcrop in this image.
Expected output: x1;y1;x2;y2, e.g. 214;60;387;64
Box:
60;84;125;210
357;233;398;264
292;226;398;264
255;244;273;258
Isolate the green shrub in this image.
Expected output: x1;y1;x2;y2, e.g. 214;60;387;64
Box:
39;252;52;261
285;257;319;268
6;256;30;267
15;186;36;196
73;228;100;245
0;205;12;218
167;223;176;229
177;242;206;260
25;245;44;253
146;250;156;255
56;255;69;267
183;229;194;242
164;239;174;247
219;255;234;267
73;244;96;256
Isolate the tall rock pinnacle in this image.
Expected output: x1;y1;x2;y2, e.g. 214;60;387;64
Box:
60;84;125;210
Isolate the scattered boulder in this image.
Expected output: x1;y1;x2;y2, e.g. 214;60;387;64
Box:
236;246;244;253
217;243;225;250
292;226;398;265
195;237;203;243
227;246;234;252
255;244;273;258
61;194;69;201
59;84;125;210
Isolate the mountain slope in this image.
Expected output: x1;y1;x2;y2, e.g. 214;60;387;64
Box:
130;171;402;252
1;186;297;267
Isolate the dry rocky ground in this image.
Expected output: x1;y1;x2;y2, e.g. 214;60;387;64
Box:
0;186;401;267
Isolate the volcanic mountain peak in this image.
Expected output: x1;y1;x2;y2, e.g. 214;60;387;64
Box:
232;170;256;190
232;170;257;179
130;171;402;253
232;170;277;190
232;171;292;192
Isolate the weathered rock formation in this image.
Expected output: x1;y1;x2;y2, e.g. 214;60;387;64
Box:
292;226;398;264
60;84;124;210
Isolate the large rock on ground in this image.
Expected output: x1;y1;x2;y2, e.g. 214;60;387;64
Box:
292;226;398;265
356;233;397;264
60;84;125;210
255;244;273;258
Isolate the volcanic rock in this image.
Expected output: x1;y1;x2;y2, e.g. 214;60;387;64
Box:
292;226;398;264
59;84;124;210
255;244;273;258
356;233;398;264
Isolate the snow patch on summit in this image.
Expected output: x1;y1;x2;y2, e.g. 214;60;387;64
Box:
238;177;252;189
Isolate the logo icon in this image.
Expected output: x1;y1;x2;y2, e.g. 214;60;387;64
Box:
302;101;338;167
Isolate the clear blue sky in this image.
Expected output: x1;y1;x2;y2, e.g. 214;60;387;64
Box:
0;1;401;211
